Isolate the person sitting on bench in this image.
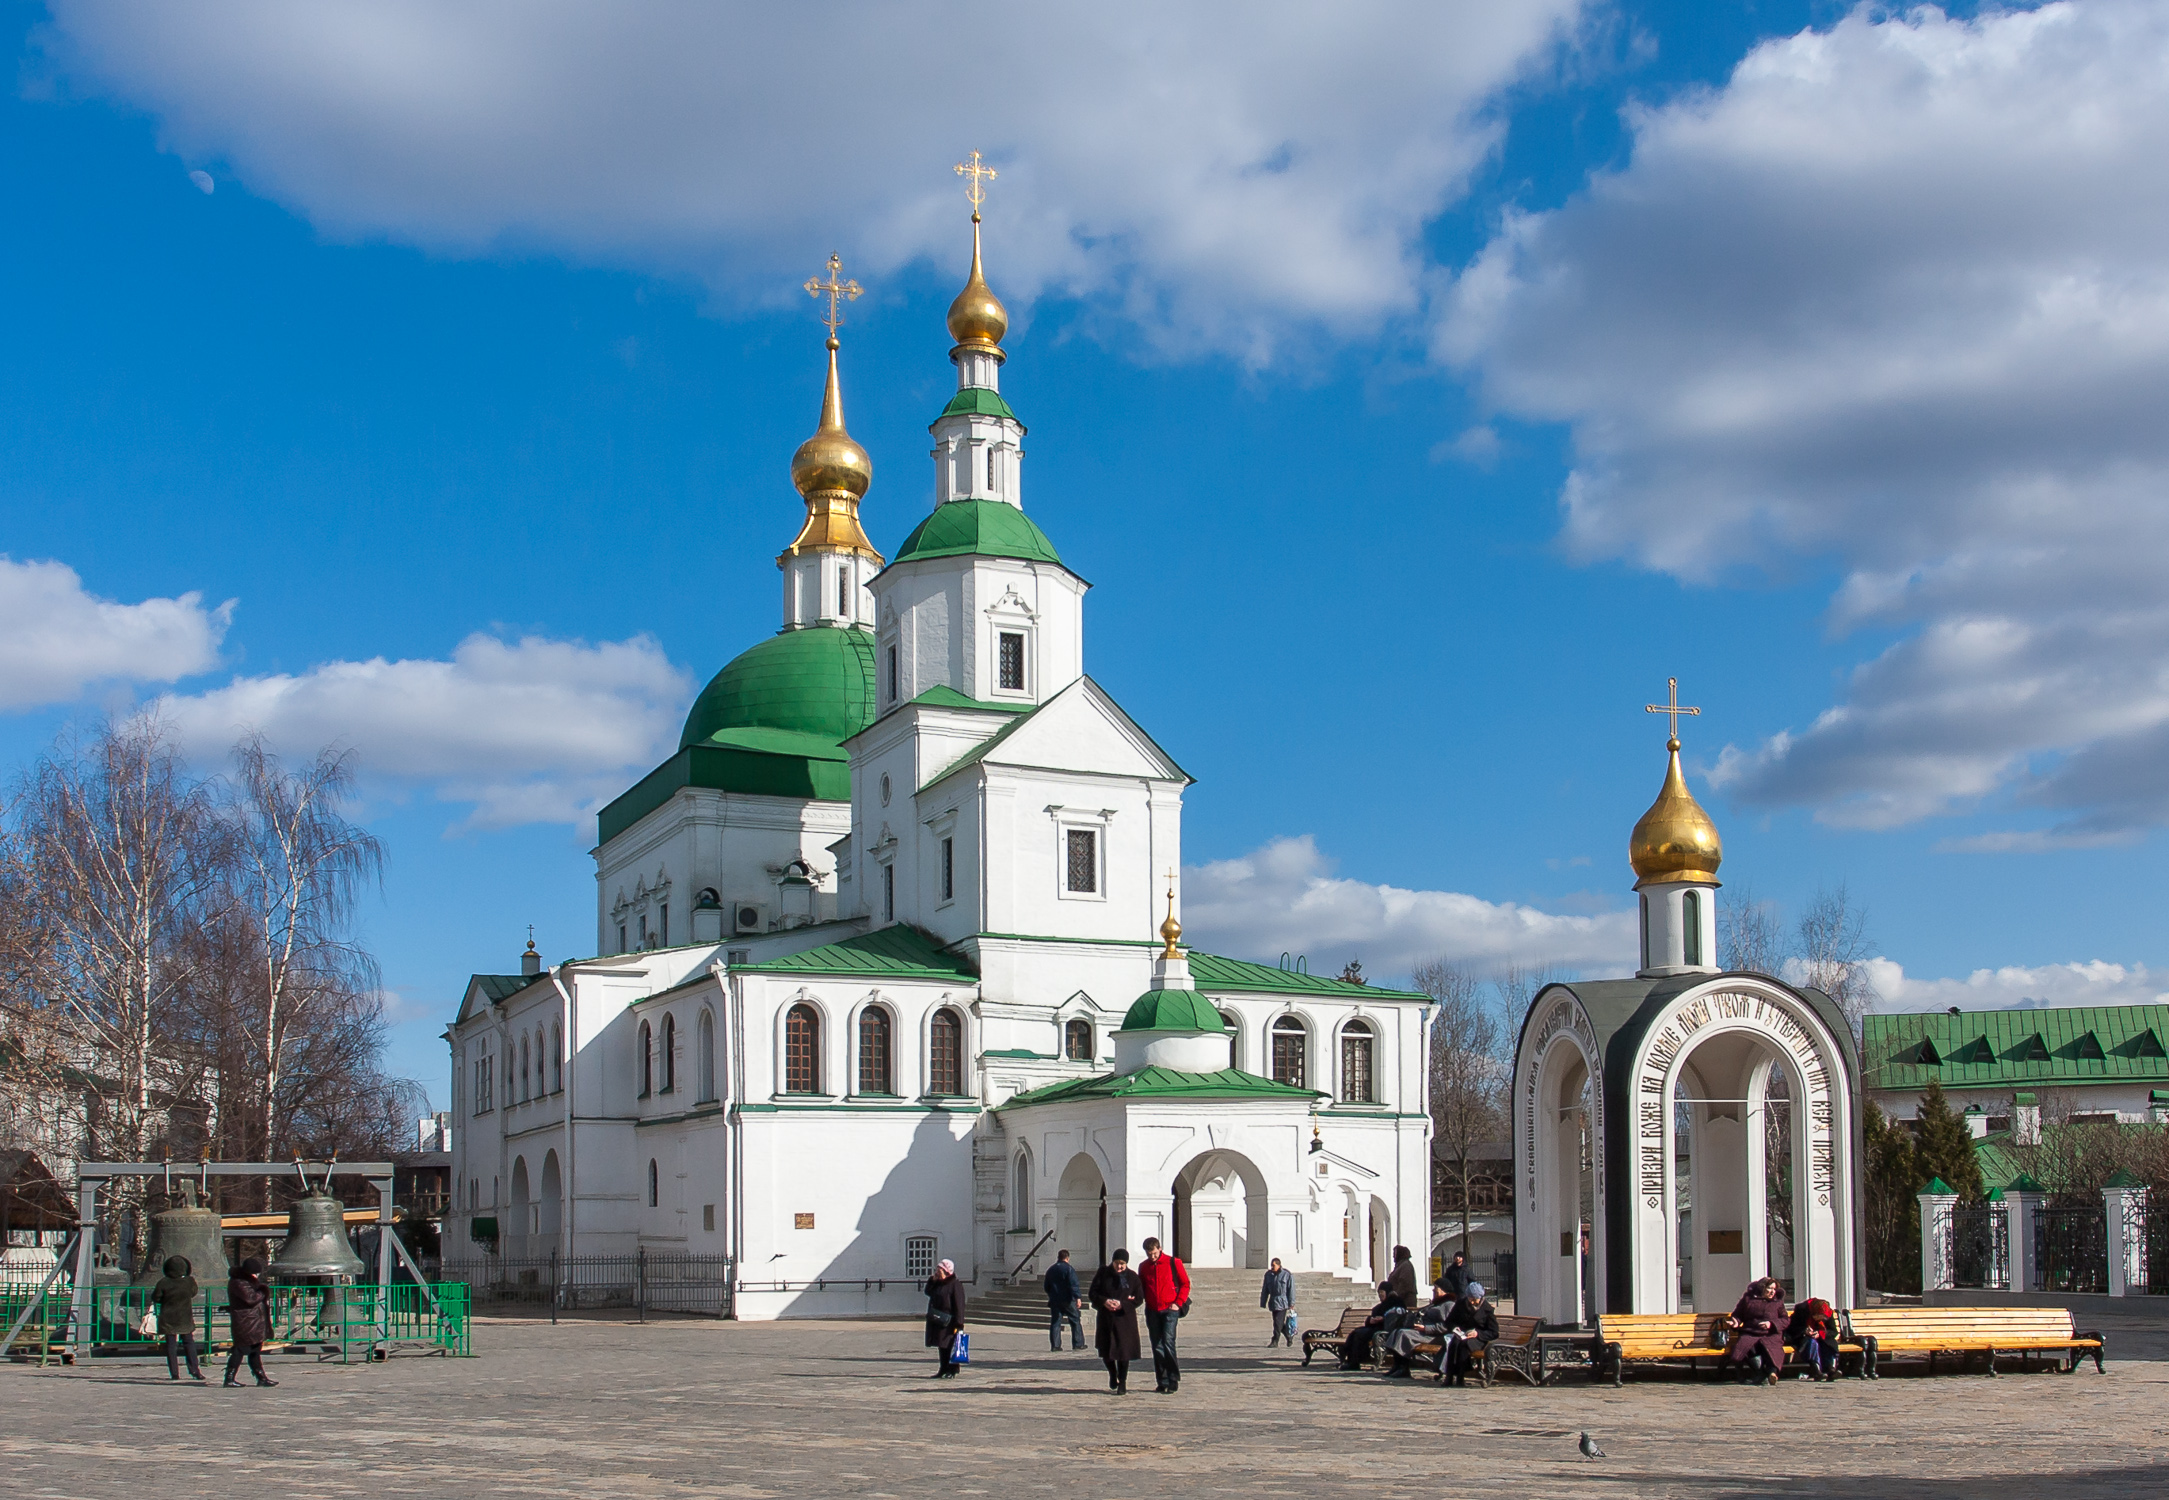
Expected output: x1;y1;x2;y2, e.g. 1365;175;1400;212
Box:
1340;1283;1399;1370
1787;1296;1840;1382
1382;1282;1457;1378
1726;1277;1788;1386
1442;1282;1501;1388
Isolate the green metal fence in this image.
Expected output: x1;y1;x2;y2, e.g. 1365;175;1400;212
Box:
2;1280;471;1361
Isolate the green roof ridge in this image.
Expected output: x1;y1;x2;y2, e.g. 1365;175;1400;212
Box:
734;925;978;982
1117;988;1228;1034
935;388;1024;427
1920;1176;1954;1195
1001;1064;1321;1109
891;499;1063;566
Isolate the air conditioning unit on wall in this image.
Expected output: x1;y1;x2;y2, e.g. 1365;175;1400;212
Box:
734;904;763;934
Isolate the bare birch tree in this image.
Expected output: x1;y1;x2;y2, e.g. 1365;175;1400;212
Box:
1795;883;1879;1033
1413;958;1507;1265
1718;882;1783;976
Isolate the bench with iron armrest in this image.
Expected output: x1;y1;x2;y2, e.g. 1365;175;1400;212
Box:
1842;1306;2105;1378
1593;1312;1867;1386
1301;1307;1374;1367
1398;1314;1544;1387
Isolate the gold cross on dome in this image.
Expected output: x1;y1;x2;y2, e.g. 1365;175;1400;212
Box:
955;150;997;216
803;253;861;338
1645;676;1702;744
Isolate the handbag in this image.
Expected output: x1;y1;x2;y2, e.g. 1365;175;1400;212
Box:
1284;1311;1298;1338
950;1331;969;1364
136;1310;160;1337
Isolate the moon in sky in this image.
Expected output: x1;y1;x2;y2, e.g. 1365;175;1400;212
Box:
188;170;214;195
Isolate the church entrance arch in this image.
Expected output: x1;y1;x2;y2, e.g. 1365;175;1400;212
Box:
509;1156;532;1260
1171;1150;1268;1270
539;1149;563;1250
1055;1153;1108;1270
1516;996;1605;1326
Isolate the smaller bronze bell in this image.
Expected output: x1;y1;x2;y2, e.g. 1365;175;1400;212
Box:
267;1193;367;1282
135;1183;229;1296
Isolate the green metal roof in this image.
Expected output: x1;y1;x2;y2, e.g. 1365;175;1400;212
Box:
680;625;878;750
935;388;1024;428
1001;1065;1322;1108
598;737;853;844
1862;1005;2169;1091
905;684;1034;715
471;974;534;1005
892;499;1062;566
1188;952;1428;1001
1118;987;1229;1033
733;925;979;982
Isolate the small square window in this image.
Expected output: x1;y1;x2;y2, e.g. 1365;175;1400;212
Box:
905;1235;939;1279
1065;829;1098;894
998;631;1025;691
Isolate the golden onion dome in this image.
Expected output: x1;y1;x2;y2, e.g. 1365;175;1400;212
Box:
789;338;873;501
1629;738;1724;889
945;214;1008;350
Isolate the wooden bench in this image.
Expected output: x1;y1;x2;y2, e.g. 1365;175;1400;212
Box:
1843;1306;2105;1377
1594;1312;1867;1385
1301;1306;1373;1367
1401;1313;1544;1387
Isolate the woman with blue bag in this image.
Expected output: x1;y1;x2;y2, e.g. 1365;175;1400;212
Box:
924;1259;967;1379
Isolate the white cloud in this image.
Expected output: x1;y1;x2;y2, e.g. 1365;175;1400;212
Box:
153;632;691;829
1438;1;2169;842
0;555;230;710
1183;835;1634;980
1863;956;2169;1015
34;0;1581;361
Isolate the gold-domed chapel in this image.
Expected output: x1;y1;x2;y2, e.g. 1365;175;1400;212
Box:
1510;683;1864;1329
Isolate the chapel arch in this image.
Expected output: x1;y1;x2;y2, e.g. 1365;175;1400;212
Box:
1170;1149;1270;1270
1055;1152;1108;1270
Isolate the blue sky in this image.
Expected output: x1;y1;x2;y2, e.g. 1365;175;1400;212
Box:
8;0;2169;1103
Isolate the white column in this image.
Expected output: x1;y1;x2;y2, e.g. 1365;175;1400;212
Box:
1918;1185;1958;1292
2103;1178;2148;1297
2006;1189;2044;1293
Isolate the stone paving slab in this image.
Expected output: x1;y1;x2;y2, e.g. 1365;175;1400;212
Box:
7;1307;2169;1498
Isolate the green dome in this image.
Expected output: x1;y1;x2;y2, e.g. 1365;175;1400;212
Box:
893;499;1062;566
679;626;878;751
1118;988;1229;1034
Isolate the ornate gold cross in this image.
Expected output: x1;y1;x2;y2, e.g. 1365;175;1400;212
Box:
955;149;997;216
1645;676;1701;743
803;252;862;339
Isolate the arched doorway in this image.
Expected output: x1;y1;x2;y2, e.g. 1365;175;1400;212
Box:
1055;1153;1108;1270
1518;1011;1602;1327
539;1150;563;1253
1170;1150;1268;1269
509;1156;532;1261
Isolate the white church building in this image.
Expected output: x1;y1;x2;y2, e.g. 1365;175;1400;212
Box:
446;200;1433;1318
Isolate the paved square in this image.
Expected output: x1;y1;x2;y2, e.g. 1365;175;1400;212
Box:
7;1299;2169;1498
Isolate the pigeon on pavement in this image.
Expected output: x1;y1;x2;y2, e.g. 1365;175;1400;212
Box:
1578;1431;1606;1460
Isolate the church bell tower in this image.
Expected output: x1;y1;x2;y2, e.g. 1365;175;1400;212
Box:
1631;678;1722;977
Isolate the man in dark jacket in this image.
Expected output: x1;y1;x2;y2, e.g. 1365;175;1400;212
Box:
1137;1237;1191;1394
1440;1251;1470;1301
1260;1257;1295;1347
1044;1249;1083;1351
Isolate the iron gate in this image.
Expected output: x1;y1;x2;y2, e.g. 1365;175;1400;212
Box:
1948;1204;2006;1289
2035;1204;2106;1294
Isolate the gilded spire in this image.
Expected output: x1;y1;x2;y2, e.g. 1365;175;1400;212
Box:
1159;870;1182;959
947;151;1009;351
784;255;880;561
1629;679;1722;888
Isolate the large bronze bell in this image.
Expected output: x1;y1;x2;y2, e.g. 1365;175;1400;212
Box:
266;1192;367;1282
134;1184;229;1294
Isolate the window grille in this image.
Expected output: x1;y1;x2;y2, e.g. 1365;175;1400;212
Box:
660;1015;676;1093
998;631;1025;690
784;1004;821;1094
647;1160;659;1208
1065;829;1097;893
858;1006;894;1095
1340;1020;1376;1103
906;1235;939;1280
883;862;896;922
886;644;898;702
929;1007;964;1096
1270;1018;1307;1088
1064;1018;1094;1062
639;1021;653;1097
940;837;955;902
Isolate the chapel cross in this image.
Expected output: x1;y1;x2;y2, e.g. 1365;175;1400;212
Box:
803;252;862;339
1644;676;1701;744
955;150;997;217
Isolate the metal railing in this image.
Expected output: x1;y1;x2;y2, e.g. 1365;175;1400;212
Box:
443;1248;732;1319
2035;1204;2107;1294
0;1280;470;1361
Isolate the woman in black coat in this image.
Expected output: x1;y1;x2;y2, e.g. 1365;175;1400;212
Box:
150;1255;203;1381
923;1258;966;1378
224;1256;277;1388
1088;1249;1145;1394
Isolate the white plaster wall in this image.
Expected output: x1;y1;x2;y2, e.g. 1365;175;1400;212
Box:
594;789;852;955
1874;1083;2166;1123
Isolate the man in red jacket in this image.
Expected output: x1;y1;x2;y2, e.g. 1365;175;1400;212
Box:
1138;1236;1191;1393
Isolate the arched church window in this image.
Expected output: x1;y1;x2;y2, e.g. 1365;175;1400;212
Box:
519;1035;530;1102
1639;894;1651;971
1270;1016;1308;1088
638;1021;653;1097
929;1008;965;1096
784;1004;821;1094
1012;1151;1032;1231
1220;1010;1240;1069
647;1159;659;1208
550;1023;563;1093
838;565;850;617
858;1006;895;1095
697;1009;716;1102
1683;890;1703;967
1339;1019;1376;1104
660;1014;677;1093
1064;1018;1094;1062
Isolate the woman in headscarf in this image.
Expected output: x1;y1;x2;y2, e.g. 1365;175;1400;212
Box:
224;1256;277;1387
1088;1249;1144;1394
1725;1276;1787;1386
1786;1294;1841;1382
150;1255;204;1381
923;1258;966;1379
